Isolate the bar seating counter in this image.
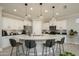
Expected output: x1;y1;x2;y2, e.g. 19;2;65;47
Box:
1;34;66;48
1;34;66;55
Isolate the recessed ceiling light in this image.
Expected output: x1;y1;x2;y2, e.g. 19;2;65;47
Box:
56;13;59;15
13;9;16;12
45;10;48;13
30;7;33;10
28;14;31;17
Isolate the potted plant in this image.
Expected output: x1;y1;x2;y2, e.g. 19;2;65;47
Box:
59;51;75;56
69;29;74;36
69;29;78;36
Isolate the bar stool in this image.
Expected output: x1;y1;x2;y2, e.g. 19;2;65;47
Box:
56;37;65;54
25;40;37;56
9;39;25;56
42;39;55;56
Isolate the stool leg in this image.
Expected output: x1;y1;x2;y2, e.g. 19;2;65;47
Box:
28;49;30;56
59;44;61;54
16;46;19;56
56;43;59;52
42;45;44;56
49;48;50;55
16;47;18;56
45;47;47;56
26;48;28;56
62;44;64;52
35;47;37;56
18;47;19;56
22;45;25;55
10;47;14;56
52;46;55;56
34;47;37;56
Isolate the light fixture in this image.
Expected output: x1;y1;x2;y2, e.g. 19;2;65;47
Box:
25;3;32;19
52;6;55;17
30;7;33;10
24;3;31;20
13;9;16;12
40;3;42;16
56;12;59;15
52;6;56;22
45;10;48;13
49;6;56;25
39;3;43;20
25;3;28;16
28;14;31;17
52;6;57;25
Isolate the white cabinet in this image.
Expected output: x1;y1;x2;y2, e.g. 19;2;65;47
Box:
1;35;20;48
32;20;42;35
1;36;11;48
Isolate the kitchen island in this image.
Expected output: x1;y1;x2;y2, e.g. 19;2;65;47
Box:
0;34;66;51
1;34;79;55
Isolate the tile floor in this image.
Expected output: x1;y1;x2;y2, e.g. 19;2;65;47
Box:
0;43;79;56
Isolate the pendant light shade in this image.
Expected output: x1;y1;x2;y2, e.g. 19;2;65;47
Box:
39;3;43;20
49;6;56;26
25;3;28;16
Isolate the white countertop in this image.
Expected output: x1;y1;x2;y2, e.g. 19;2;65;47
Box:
12;34;66;41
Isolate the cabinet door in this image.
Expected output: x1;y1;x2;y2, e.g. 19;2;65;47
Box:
2;37;11;48
24;26;32;33
49;26;56;31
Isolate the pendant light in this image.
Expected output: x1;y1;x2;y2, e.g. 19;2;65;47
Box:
39;3;43;20
52;6;56;21
24;3;28;25
25;3;28;16
49;6;56;26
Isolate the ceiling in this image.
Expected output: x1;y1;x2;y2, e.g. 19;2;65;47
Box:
0;3;79;22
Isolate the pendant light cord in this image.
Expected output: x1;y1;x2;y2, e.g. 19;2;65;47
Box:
52;6;55;17
25;3;28;16
40;3;42;16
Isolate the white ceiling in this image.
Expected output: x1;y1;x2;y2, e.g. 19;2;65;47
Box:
0;3;79;22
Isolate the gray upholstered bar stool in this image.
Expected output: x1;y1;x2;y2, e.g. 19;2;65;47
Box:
42;39;55;56
56;37;65;54
25;40;37;56
9;39;25;56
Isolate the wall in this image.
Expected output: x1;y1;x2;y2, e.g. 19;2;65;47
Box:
0;6;2;51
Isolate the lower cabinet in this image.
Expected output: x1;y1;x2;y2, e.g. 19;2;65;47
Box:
1;36;12;48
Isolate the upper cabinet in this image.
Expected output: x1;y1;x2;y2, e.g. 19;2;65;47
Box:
2;17;32;30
